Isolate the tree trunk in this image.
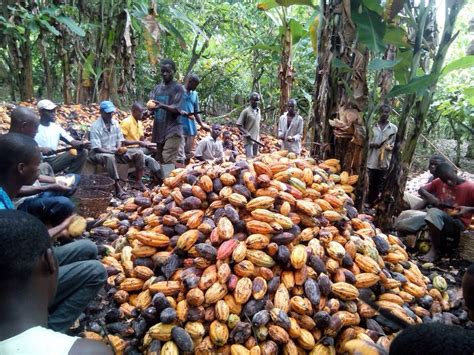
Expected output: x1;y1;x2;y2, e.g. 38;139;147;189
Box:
17;32;34;100
312;0;368;208
375;0;464;230
279;19;293;115
448;117;461;166
38;32;53;99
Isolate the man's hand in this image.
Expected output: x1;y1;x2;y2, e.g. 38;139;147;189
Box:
369;143;381;149
453;207;473;217
201;123;211;132
287;136;295;142
40;147;55;155
48;183;72;194
50;214;77;241
81;141;92;149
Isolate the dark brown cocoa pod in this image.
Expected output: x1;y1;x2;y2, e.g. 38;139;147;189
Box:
134;196;151;208
106;322;134;337
160;307;177;324
342;269;357;284
276;245;290;264
341;253;354;268
313;311;331;329
132;318;147;338
152;292;170;312
318;273;332;296
161;253;181;279
133;257;154;269
183;275;200;290
174;223;188;235
142;306;159;325
272;232;296;245
270;307;291;330
171;326;194;352
195;243;217;261
325;314;343;337
304;278;321;307
267;276;280;294
187;306;205;321
232;184;251;199
309;256;327;274
260;340;278;355
224;204;240;223
229;321;252;344
252;310;270;327
213;178;223;193
180;196;202;210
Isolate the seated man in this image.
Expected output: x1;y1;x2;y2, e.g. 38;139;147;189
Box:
0;210;112;354
9;105;54;176
194;124;224;163
35;99;89;174
418;162;474;261
402;155;447;210
89;101;146;196
8;106;77;228
222;130;238;161
0;133;107;333
120;102;161;179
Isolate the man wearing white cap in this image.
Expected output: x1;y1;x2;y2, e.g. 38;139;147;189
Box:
35;99;90;174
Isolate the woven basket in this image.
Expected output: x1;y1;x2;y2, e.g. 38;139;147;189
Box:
459;230;474;262
73;189;112;219
79;174;114;193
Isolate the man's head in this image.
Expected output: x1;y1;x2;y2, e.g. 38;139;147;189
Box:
211;124;222;140
186;73;200;91
9;106;40;138
463;264;474;321
223;131;231;141
379;103;391;122
160;59;176;84
435;162;458;187
428;155;446;176
99;101;116;123
249;93;260;109
37;99;58;123
389;322;474;355
0;133;41;185
131;102;145;121
0;210;57;306
288;99;297;116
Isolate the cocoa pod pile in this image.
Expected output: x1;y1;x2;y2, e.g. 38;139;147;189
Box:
90;153;449;354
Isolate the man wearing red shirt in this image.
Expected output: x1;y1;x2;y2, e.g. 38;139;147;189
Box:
419;163;474;262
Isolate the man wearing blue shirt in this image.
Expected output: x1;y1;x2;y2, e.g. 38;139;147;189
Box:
179;74;210;164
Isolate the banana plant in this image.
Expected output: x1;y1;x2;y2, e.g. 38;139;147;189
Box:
257;0;316;114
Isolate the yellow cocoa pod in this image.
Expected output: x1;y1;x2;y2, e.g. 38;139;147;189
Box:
68;216;87;237
205;282;228;304
331;282;359;301
290;245;307;269
161;340;179;355
120;277;144;292
234;277;252;304
149;323;175;341
209;320;229;346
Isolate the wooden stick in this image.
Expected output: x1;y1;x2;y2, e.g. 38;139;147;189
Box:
419;134;461;171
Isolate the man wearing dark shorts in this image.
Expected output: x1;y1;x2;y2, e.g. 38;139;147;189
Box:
148;59;184;174
419;162;474;261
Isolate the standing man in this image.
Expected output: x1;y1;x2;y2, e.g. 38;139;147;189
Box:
278;99;304;155
35;99;89;174
366;103;397;207
120;102;161;179
179;74;211;164
148;59;185;173
89;101;146;196
237;92;261;159
0;133;107;333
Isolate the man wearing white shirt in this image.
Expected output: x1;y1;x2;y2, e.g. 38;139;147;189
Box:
35;100;90;174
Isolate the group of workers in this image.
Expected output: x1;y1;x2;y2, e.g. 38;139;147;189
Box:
0;58;472;353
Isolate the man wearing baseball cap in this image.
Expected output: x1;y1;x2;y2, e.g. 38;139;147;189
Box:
89;101;146;197
35;99;90;174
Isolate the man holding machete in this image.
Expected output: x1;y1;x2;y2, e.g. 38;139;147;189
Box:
237;92;262;159
178;74;210;164
35;99;90;174
366;103;398;207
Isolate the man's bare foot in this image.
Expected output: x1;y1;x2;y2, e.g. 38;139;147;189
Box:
419;247;440;262
135;181;147;192
115;182;128;199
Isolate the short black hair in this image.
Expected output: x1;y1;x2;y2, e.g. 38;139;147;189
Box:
0;210;51;282
187;73;200;83
0;133;39;176
435;162;455;177
249;92;260;100
160;58;176;71
131;101;145;111
380;103;391;110
10;106;38;131
429;155;445;163
389;323;474;355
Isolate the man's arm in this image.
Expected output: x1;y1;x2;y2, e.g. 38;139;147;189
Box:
292;116;304;141
277;116;284;139
90;127;115;154
17;183;71;197
69;339;113;355
418;186;441;206
236;110;250;137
